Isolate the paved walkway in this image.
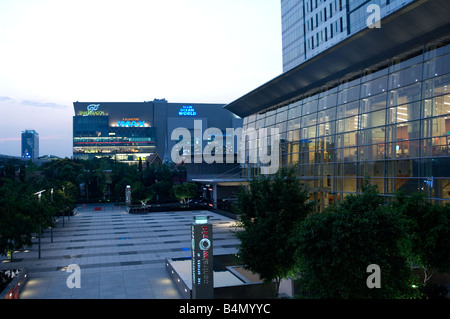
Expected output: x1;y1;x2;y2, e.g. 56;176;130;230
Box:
0;204;240;299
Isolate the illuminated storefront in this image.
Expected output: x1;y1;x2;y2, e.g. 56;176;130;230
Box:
225;0;450;207
73;102;155;163
73;100;242;168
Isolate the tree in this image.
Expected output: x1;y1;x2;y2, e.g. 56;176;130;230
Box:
151;180;173;202
392;192;450;289
173;183;198;204
295;179;420;299
235;167;313;298
0;181;34;259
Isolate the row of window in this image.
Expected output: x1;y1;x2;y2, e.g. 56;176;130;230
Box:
307;18;344;50
306;0;343;14
250;50;450;125
248;42;450;200
247;85;449;135
73;146;155;154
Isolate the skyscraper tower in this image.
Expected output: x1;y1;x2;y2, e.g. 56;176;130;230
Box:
281;0;415;72
21;129;39;159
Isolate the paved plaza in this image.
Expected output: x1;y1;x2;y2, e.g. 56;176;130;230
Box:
0;204;240;299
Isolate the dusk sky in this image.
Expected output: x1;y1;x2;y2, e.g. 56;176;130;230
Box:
0;0;282;158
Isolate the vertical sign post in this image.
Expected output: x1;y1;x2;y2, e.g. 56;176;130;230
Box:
191;216;214;299
125;185;131;206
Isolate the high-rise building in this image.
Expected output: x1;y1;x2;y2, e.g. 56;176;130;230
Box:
21;129;39;159
281;0;415;72
225;0;450;210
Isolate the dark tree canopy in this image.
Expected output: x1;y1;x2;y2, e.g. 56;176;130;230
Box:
235;167;314;297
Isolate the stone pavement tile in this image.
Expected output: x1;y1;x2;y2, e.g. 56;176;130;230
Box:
19;274;52;299
144;266;181;299
42;272;76;298
125;288;155;299
70;272;100;299
3;205;239;299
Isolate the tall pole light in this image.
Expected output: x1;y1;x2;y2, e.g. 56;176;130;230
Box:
34;190;46;259
50;188;53;243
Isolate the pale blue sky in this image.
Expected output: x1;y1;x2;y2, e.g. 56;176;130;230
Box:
0;0;282;158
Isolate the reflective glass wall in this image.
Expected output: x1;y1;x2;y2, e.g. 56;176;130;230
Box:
243;40;450;208
281;0;415;72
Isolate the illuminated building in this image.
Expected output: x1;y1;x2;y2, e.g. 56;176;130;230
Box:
73;99;242;179
225;0;450;208
281;0;416;72
21;129;39;159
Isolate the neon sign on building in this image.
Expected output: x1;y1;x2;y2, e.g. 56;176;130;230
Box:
179;105;197;116
117;118;147;127
77;104;107;116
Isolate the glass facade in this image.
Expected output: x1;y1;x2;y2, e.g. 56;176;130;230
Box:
73;115;156;164
243;40;450;208
281;0;415;72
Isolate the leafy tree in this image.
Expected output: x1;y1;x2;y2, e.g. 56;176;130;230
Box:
295;179;420;299
173;183;198;204
143;163;176;202
235;167;313;298
151;180;174;202
77;167;107;202
114;177;134;202
130;181;149;202
392;192;450;287
0;181;34;259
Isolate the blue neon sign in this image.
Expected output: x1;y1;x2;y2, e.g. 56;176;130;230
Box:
179;105;197;116
117;120;146;127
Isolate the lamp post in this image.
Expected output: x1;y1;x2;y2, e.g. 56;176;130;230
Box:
62;186;65;227
33;190;46;259
50;188;53;243
63;186;70;221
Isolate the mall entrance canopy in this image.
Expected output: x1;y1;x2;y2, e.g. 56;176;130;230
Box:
192;178;249;209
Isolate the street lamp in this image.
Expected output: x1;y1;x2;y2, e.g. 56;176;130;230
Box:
50;188;54;243
33;190;46;259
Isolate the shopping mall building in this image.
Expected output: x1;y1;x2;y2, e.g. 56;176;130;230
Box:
73;99;242;179
225;0;450;208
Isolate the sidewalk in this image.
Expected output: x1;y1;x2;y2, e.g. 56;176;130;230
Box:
0;204;239;299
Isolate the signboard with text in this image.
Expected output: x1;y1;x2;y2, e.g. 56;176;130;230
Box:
125;185;131;206
191;222;214;299
179;105;197;116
